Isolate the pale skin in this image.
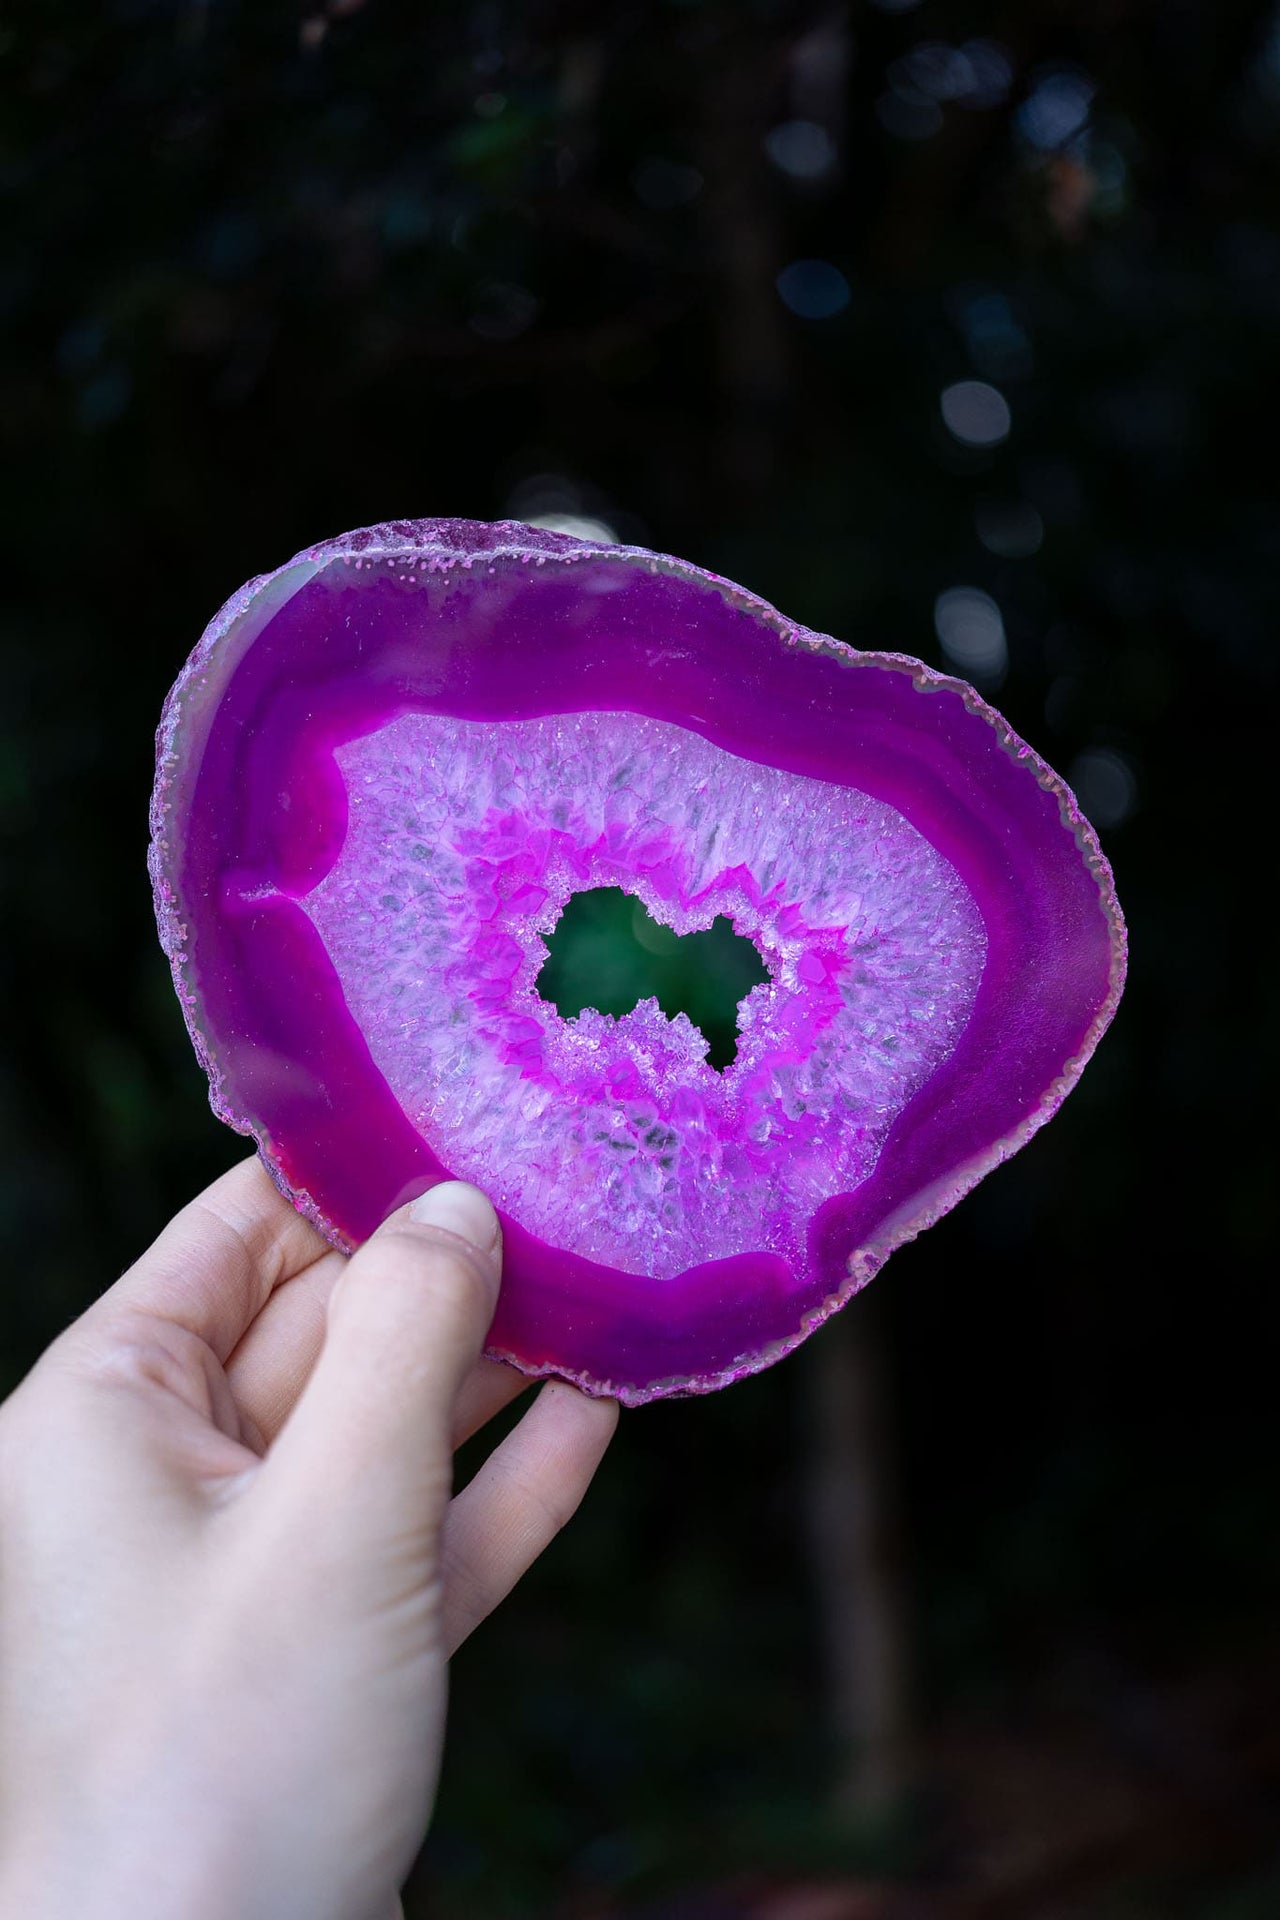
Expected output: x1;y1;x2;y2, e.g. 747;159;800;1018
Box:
0;1158;619;1919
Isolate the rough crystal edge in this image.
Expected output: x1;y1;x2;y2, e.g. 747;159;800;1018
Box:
149;518;1128;1407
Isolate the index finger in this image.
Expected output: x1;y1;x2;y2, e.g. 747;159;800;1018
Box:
86;1153;334;1362
254;1184;503;1563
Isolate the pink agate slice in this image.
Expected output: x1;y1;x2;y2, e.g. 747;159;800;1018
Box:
150;518;1126;1405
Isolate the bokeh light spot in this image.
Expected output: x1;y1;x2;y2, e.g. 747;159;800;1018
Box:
469;282;540;342
960;40;1014;109
506;474;619;543
776;259;851;320
941;379;1011;447
1068;748;1138;829
895;43;976;103
934;587;1008;683
765;119;837;181
1017;69;1095;150
525;512;619;544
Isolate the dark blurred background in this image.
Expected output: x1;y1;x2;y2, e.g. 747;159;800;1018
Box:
2;2;1277;1914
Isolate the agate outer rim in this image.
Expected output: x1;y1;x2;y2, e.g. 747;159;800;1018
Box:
150;518;1127;1405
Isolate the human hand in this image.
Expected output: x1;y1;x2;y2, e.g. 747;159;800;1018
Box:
0;1157;618;1920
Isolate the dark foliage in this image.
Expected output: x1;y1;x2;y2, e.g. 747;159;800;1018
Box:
2;2;1277;1912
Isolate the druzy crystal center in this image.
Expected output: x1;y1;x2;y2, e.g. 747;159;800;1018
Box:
299;706;987;1280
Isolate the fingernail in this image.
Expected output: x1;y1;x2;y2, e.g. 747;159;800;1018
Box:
409;1181;501;1259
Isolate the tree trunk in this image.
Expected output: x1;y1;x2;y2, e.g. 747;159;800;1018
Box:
803;1300;913;1820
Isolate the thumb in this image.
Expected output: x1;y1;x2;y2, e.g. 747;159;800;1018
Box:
256;1182;502;1569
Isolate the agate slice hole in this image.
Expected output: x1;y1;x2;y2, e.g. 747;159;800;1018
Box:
534;886;772;1071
